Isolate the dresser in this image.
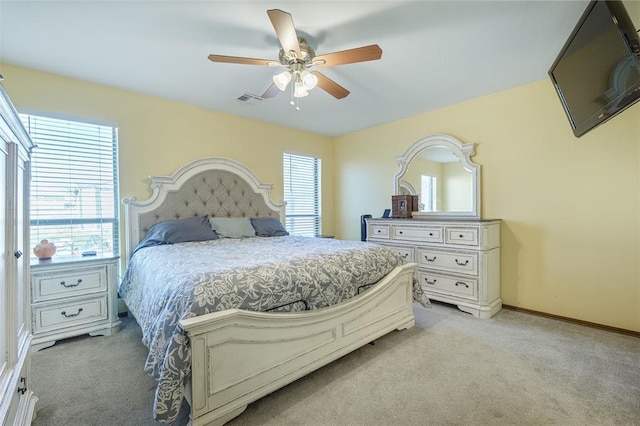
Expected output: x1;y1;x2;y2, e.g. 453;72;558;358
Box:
367;218;501;318
0;82;37;425
30;255;121;352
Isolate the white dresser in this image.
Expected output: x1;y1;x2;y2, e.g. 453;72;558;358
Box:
367;218;501;318
30;255;121;352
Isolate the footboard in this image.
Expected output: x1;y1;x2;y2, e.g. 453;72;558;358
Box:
180;263;416;426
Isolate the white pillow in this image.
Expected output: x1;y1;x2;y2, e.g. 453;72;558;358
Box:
208;217;256;238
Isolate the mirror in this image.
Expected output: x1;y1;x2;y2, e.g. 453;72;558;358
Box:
394;134;480;219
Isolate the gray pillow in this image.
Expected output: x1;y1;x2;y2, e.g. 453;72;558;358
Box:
134;216;218;254
251;217;289;237
209;217;256;238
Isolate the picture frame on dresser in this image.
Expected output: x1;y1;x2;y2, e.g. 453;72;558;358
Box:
369;134;502;319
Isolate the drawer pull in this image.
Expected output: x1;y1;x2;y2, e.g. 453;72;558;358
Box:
17;377;26;395
429;233;433;236
455;281;469;288
60;278;83;288
61;308;83;318
398;231;403;234
401;253;409;259
424;278;437;285
14;250;23;259
459;234;464;238
424;256;437;262
455;259;469;266
376;229;381;233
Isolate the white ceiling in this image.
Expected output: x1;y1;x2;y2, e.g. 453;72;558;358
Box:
0;0;589;137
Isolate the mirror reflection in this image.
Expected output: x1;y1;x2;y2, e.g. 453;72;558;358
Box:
394;134;480;219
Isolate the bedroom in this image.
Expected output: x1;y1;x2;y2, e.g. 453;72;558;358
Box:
0;0;638;425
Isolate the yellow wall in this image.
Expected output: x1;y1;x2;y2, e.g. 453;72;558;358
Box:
334;79;640;332
3;60;639;332
0;62;335;246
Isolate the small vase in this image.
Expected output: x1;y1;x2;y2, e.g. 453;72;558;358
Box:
33;239;57;260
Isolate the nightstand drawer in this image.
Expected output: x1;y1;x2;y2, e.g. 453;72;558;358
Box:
416;248;478;275
33;295;108;333
417;270;477;300
32;265;107;302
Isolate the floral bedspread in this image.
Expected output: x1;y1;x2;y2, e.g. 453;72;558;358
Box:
119;236;427;423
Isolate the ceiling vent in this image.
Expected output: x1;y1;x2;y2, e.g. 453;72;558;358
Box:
236;93;264;105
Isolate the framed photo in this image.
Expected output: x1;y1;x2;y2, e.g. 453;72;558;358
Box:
391;195;418;218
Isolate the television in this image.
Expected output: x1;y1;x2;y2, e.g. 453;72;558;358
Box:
548;0;640;137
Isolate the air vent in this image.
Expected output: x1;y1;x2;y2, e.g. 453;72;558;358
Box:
236;93;264;105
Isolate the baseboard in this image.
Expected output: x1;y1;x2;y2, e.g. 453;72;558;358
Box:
502;305;640;338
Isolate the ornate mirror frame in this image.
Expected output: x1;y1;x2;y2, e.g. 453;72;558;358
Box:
394;134;480;219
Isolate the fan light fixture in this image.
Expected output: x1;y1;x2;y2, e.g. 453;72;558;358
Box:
208;10;383;111
273;69;318;96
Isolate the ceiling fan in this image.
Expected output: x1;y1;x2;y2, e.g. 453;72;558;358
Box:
208;9;383;109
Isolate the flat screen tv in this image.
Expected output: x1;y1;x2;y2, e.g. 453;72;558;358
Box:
548;0;640;137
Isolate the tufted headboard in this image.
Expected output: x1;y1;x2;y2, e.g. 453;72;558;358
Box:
122;157;285;261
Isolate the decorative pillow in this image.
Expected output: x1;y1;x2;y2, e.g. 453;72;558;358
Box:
251;217;289;237
134;216;218;254
209;217;256;238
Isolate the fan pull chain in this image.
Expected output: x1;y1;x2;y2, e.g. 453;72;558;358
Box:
289;80;301;111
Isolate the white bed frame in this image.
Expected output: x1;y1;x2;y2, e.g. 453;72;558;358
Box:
123;157;417;425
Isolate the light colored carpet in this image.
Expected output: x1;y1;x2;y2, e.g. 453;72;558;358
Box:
31;302;640;426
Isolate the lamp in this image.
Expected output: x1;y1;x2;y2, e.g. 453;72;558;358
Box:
300;70;318;91
273;68;318;98
273;70;292;91
293;80;308;98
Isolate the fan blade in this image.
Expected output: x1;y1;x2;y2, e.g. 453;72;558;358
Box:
312;72;350;99
267;9;301;58
208;54;273;66
313;44;382;68
261;83;280;99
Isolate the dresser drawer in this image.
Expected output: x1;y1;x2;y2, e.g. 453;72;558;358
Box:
386;245;414;263
32;265;107;302
369;224;390;239
417;270;478;300
33;295;108;334
416;248;478;275
393;225;443;243
445;226;479;246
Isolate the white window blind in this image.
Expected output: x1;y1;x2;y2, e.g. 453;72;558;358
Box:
20;113;119;257
283;153;321;237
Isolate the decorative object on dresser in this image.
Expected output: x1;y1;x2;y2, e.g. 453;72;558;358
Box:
30;255;121;352
369;134;502;318
391;195;419;218
0;82;38;425
33;239;57;260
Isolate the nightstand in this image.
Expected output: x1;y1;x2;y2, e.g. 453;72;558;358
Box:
30;255;121;352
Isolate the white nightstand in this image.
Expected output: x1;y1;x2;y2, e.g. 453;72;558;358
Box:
30;255;121;352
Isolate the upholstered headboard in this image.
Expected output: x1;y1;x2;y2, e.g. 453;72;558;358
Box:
122;157;285;261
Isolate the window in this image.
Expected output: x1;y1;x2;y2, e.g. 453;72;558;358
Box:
421;175;437;212
283;153;321;237
20;112;119;257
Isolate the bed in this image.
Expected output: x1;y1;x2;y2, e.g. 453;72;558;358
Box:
120;157;424;425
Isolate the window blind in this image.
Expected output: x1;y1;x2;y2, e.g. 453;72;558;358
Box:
20;113;119;257
283;153;321;237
